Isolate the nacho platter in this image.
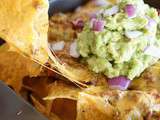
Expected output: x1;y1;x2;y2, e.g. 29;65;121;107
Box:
1;0;160;120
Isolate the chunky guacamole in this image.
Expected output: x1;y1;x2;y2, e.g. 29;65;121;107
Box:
77;0;160;80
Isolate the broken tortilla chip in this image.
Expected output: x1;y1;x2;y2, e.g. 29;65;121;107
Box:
0;44;41;92
44;81;80;100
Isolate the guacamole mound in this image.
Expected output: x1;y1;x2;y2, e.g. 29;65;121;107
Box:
77;0;160;80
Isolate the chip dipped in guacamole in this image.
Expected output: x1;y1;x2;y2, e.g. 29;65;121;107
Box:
77;0;160;80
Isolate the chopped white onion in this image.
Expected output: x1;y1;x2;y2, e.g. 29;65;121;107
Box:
69;41;80;58
125;31;142;39
50;41;65;51
151;104;160;111
144;45;160;58
104;5;119;16
145;35;155;43
148;19;157;27
93;0;111;7
146;18;157;31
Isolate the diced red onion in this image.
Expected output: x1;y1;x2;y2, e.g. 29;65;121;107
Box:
125;4;136;18
108;76;131;90
125;31;142;39
90;18;105;31
93;0;111;7
104;5;119;16
72;18;84;30
50;41;65;51
144;45;160;58
93;20;105;31
69;41;80;58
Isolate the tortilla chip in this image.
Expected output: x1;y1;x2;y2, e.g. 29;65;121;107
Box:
0;44;41;92
63;64;96;83
44;80;80;100
83;86;108;95
0;0;49;63
76;92;114;120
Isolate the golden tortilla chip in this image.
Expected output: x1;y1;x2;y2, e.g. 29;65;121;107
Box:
0;0;49;63
83;86;108;95
0;44;41;92
44;81;80;100
76;92;114;120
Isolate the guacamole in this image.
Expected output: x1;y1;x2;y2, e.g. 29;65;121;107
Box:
77;0;160;80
